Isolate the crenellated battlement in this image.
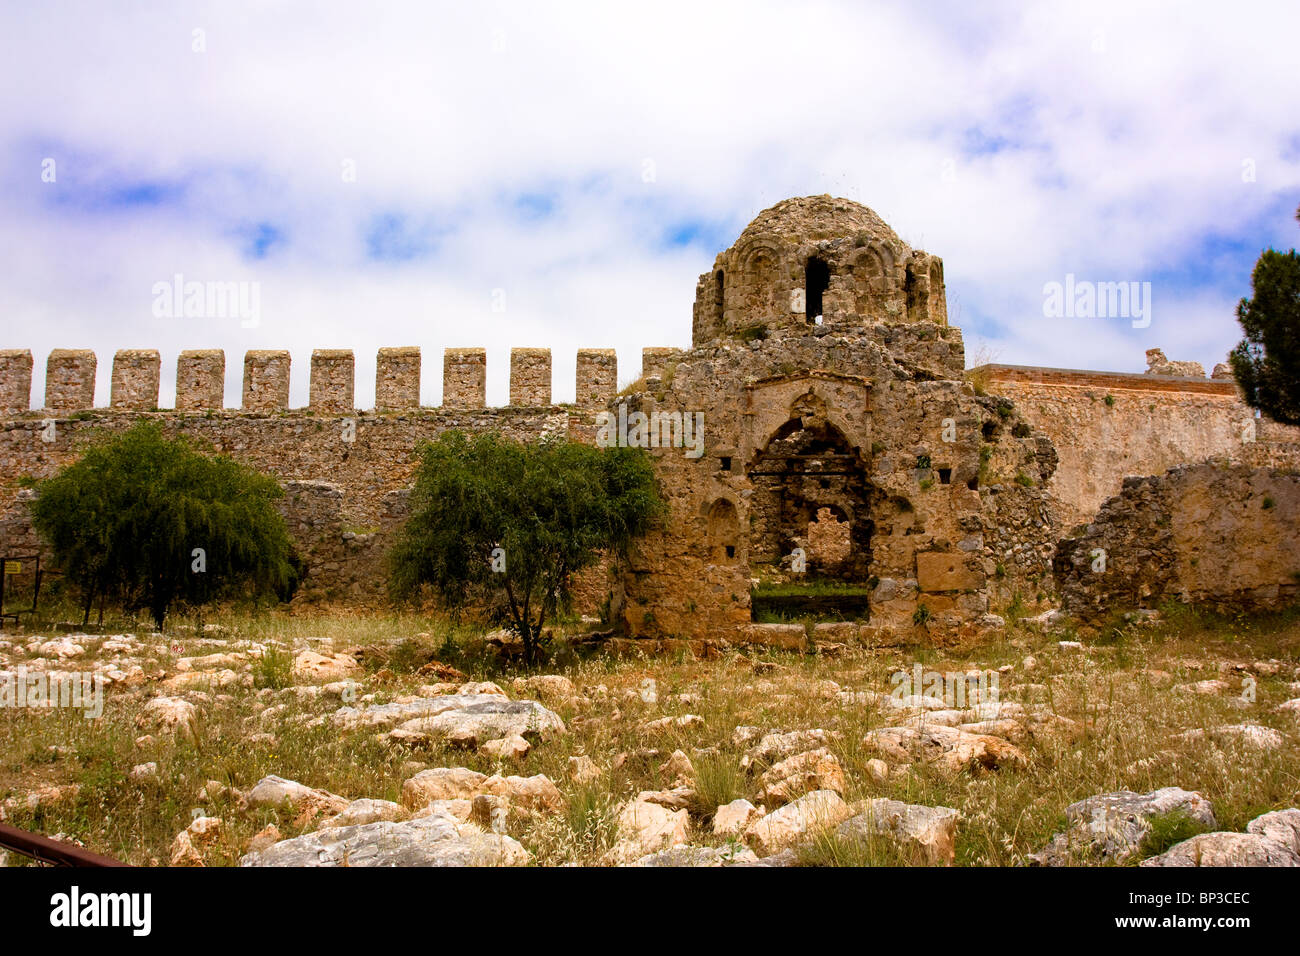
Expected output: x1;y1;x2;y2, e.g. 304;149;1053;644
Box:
0;346;691;415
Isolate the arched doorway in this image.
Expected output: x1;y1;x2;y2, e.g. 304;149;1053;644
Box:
746;398;874;581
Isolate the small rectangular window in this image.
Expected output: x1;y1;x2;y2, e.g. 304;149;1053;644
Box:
938;468;952;484
720;456;732;472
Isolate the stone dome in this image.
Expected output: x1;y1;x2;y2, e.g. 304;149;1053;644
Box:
691;196;946;346
733;195;902;248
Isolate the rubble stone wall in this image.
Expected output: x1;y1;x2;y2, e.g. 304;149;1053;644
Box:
979;364;1300;528
1054;464;1300;621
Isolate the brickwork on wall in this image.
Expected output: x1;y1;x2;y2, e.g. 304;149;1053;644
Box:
6;198;1300;638
1054;465;1300;622
641;347;684;381
176;350;225;412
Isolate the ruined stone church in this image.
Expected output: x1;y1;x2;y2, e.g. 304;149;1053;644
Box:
2;195;1297;641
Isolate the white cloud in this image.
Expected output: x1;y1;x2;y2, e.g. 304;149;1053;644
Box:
0;0;1297;408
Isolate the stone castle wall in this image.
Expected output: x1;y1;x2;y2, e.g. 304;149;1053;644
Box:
0;345;660;606
976;364;1300;529
1054;464;1300;622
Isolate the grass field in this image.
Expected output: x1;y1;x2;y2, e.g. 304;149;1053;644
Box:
1;602;1297;866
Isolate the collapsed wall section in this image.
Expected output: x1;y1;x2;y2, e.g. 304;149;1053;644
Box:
1054;464;1300;622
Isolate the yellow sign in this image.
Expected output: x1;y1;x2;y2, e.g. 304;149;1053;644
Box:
3;561;20;575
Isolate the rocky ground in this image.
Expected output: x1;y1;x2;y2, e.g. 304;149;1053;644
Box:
1;606;1298;866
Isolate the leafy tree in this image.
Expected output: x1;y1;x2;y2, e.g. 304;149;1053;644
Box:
389;430;663;663
1230;204;1300;425
30;423;298;628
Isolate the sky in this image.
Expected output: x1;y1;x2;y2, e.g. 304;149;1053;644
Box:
1;0;1298;409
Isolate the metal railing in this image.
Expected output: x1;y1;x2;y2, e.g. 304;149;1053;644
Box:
0;822;128;867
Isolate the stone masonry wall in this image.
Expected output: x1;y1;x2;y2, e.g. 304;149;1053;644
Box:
509;348;552;406
980;364;1300;528
0;345;643;606
1054;464;1300;622
110;349;161;410
176;350;225;412
375;347;420;412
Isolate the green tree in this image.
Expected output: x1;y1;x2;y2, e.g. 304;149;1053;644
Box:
1230;204;1300;425
31;423;298;628
389;430;663;663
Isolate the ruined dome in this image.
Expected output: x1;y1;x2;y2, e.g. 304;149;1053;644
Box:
691;195;947;347
734;195;901;247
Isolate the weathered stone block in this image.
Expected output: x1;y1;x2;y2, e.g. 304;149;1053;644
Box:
176;350;225;412
510;348;551;406
575;349;617;410
44;349;96;412
741;623;808;652
0;349;33;415
916;552;985;592
242;350;291;412
376;347;420;412
110;349;161;410
443;348;486;409
642;347;684;382
309;349;355;414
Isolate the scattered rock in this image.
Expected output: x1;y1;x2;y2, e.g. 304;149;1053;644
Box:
629;844;759;867
862;725;1027;774
320;798;409;829
338;694;565;747
744;790;852;854
481;734;531;761
169;815;222;867
567;755;602;785
1031;787;1216;866
135;696;198;742
838;799;960;864
713;799;763;837
291;650;360;683
742;729;837;769
759;747;845;805
240;810;529;867
245;775;350;820
607;797;690;863
401;768;488;808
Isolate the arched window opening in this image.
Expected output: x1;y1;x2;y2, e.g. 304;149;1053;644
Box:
714;269;725;329
805;257;830;324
